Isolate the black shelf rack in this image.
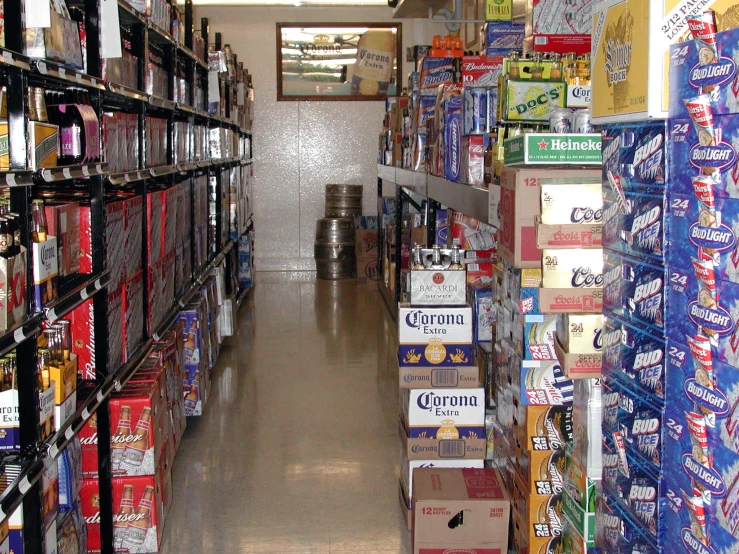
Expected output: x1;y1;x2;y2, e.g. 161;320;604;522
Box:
0;0;254;552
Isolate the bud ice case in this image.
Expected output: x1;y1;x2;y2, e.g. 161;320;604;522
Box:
601;121;669;194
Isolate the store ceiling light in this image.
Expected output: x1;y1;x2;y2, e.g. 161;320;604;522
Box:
192;0;388;4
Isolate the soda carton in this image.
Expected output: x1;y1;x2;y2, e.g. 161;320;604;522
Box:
450;211;497;251
58;436;83;511
460;134;487;186
602;314;666;405
603;250;668;334
398;304;473;367
419;57;457;96
601;121;669;194
43;201;80;277
481;22;524;55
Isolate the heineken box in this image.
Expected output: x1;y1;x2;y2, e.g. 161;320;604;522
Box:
504;134;602;166
503;81;566;122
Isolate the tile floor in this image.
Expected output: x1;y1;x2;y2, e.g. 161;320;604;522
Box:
160;272;409;553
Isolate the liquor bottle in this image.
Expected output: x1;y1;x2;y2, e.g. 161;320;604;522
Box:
0;359;10;392
411;245;425;270
43;328;61;366
111;406;132;471
58;89;84;165
549;53;563;82
27;88;38;121
430;244;445;269
31;200;47;242
123;485;154;547
37;348;51;392
5;213;18;256
114;484;134;548
121;407;151;468
0;217;11;259
450;245;464;270
184;372;200;415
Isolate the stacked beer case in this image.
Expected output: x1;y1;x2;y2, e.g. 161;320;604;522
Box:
493;129;604;552
397;248;486;529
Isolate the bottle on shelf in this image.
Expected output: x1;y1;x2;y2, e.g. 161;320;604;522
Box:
57;89;84;165
430;244;445;270
0;358;11;392
31;199;48;243
37;348;51;392
549;53;563;82
57;320;71;362
411;245;425;270
5;212;19;256
530;52;544;81
6;352;17;390
450;246;465;270
0;217;12;259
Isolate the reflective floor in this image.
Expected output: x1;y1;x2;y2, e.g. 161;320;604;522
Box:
160;272;409;554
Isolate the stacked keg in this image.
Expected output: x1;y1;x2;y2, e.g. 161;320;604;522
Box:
315;184;363;280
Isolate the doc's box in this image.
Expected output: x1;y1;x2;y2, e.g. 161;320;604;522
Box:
601;121;669;193
398;304;472;367
401;388;485;440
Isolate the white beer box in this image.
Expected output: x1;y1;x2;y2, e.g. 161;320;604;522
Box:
398;304;473;367
542;248;603;289
399;447;484;508
556;313;603;354
410;270;467;306
540;180;602;226
401;388;486;440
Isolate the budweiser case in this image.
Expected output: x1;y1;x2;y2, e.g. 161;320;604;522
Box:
398;304;472;366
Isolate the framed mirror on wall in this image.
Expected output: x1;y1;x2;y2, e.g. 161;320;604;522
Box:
276;23;402;101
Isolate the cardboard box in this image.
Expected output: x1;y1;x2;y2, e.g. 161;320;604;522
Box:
399;415;486;460
555;340;602;379
27;121;58;169
410;269;467;306
537;220;603;249
412;468;510;554
498;167;601;268
504;134;602;165
399;481;412;531
33;236;59;312
0;248;27;331
356;257;380;285
49;353;77;405
398;304;473;367
512;469;565;539
513;403;573;453
399;352;479;388
355;229;378;258
538;287;603;313
515;447;567;497
540;180;602;226
44;202;80;277
401;388;486;440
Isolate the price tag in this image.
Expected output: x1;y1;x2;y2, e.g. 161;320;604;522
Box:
58;67;66;79
42;169;52;181
91;78;97;87
75;72;83;83
124;173;133;183
82;166;91;177
5;173;16;186
96;164;103;174
37;61;48;74
2;51;13;65
63;167;72;179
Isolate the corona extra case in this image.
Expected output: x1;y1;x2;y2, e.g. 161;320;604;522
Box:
398;304;473;367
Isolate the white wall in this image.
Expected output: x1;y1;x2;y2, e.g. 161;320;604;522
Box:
194;5;436;270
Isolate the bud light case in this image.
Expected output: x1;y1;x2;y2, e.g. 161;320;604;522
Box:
443;95;463;182
669;28;739;119
601;121;669;194
401;388;486;439
419;57;457;96
602;313;666;406
482;22;525;53
603;251;668;334
398;304;473;367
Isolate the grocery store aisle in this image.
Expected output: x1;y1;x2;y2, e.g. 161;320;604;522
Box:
160;273;408;553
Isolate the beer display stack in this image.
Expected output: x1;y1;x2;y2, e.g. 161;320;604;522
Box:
0;0;255;552
492;114;604;552
397;245;487;528
314;184;364;280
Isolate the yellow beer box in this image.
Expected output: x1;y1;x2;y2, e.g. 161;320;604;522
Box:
542;248;603;289
590;0;739;123
401;388;486;443
27;121;58;169
398;304;473;367
504;80;566;122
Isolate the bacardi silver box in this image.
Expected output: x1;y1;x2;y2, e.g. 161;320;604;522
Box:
410;270;467;306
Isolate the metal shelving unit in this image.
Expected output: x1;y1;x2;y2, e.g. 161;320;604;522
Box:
376;164;491;316
0;0;255;551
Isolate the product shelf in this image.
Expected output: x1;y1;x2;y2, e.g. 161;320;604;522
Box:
147;22;178;48
117;0;147;26
43;271;111;324
178;44;208;70
33;60;106;90
427;175;489;224
0;48;31;70
0;455;45;523
148;94;177;111
148;164;178;178
37;163;108;183
0;171;34;187
107;169;149;185
105;82;148;102
0;315;43;358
